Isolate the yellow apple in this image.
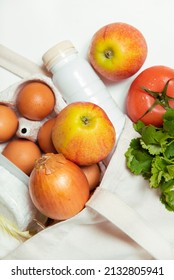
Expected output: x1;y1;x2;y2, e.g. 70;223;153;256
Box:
52;102;116;165
88;22;148;81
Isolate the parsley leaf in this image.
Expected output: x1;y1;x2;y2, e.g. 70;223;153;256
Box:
125;108;174;212
133;120;145;134
163;108;174;137
164;140;174;158
160;180;174;211
150;156;174;188
125;138;152;178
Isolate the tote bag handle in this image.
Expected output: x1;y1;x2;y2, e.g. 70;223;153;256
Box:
87;188;173;260
0;44;49;79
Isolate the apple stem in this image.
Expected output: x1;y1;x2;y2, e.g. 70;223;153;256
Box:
104;49;113;59
81;116;90;125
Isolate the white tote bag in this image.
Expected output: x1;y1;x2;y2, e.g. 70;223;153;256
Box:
1;45;174;260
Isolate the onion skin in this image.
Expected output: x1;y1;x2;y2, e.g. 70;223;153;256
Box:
29;153;90;220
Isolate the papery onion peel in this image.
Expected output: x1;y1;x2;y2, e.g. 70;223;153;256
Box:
29;153;90;220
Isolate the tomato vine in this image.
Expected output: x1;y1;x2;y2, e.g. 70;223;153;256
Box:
139;78;174;120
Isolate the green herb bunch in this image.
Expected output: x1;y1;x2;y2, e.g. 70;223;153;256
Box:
125;108;174;211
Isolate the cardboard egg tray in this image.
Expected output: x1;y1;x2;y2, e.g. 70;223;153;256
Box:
0;74;67;153
0;73;69;238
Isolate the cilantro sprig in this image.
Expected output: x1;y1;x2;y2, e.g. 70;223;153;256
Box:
125;108;174;211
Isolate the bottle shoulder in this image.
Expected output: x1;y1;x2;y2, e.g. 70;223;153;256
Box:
51;55;94;73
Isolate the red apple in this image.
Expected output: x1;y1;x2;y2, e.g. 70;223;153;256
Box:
52;102;116;165
88;22;148;81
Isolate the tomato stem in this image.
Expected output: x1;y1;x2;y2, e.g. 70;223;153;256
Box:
138;100;159;120
139;78;174;120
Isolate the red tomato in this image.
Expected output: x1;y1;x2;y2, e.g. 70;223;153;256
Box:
126;66;174;126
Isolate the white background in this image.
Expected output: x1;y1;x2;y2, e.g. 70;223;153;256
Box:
1;0;174;113
1;0;174;265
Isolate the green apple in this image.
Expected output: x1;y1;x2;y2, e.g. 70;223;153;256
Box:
88;22;148;81
52;102;116;165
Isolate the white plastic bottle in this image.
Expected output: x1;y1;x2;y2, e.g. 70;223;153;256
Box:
42;40;125;147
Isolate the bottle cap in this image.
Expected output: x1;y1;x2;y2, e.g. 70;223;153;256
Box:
42;40;77;71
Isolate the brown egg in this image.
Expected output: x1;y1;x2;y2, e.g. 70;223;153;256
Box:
81;163;101;191
16;82;55;120
37;118;57;153
2;139;42;175
0;104;18;142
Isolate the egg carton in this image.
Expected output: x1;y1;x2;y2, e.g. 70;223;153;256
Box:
0;73;67;152
0;45;68;253
0;73;68;247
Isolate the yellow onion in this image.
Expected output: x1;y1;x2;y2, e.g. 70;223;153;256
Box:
29;153;90;220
